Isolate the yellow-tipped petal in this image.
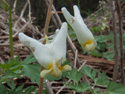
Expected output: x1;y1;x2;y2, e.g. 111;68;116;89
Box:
62;65;72;71
51;68;62;77
83;39;93;47
51;61;62;77
82;39;97;51
40;69;52;78
84;43;94;51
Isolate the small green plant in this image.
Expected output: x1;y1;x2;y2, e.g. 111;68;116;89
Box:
64;66;125;94
0;80;37;94
0;54;41;93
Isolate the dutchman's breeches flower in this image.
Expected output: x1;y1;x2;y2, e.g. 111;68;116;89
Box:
18;22;72;78
61;5;97;51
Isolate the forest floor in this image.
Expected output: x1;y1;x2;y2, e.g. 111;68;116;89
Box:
0;2;125;94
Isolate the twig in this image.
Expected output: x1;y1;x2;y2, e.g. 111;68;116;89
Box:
67;35;80;68
111;0;119;81
13;0;17;14
13;1;28;29
44;1;58;28
74;49;78;69
78;60;87;71
43;0;53;37
13;0;32;38
115;0;124;84
45;80;54;94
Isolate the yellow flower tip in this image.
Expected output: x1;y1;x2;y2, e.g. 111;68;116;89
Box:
83;39;93;47
82;39;96;51
62;65;72;71
42;62;72;78
51;68;62;77
40;69;52;78
84;44;95;51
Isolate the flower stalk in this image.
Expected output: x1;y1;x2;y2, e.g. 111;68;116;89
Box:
39;0;53;94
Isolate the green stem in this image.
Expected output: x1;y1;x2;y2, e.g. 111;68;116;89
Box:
78;0;80;9
9;8;14;59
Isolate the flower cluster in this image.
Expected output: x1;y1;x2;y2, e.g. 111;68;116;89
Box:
18;5;97;78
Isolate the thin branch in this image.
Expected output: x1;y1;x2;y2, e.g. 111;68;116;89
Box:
111;0;119;81
13;0;17;14
13;0;32;38
115;0;124;84
13;1;28;29
43;0;53;37
45;80;54;94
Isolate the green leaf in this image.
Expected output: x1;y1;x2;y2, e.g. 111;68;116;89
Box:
95;71;109;86
93;88;104;94
22;63;40;85
66;82;91;92
0;57;21;71
15;84;24;92
102;51;114;61
66;69;82;84
23;86;37;94
7;80;15;90
107;82;125;94
81;66;109;86
22;53;36;65
0;70;22;82
91;26;102;32
97;43;107;51
88;49;101;57
0;83;7;94
95;34;113;43
81;66;94;79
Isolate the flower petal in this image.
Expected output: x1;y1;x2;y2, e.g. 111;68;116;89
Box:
51;60;62;77
82;39;97;51
52;22;67;62
18;32;52;68
40;68;52;78
61;7;75;24
62;6;97;51
62;65;72;71
73;5;85;25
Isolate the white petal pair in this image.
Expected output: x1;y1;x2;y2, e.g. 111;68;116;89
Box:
18;22;72;78
61;5;97;51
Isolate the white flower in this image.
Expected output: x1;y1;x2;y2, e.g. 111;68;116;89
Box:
61;5;97;51
18;22;72;78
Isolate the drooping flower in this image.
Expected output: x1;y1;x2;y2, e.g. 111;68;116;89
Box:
61;5;97;51
18;22;72;78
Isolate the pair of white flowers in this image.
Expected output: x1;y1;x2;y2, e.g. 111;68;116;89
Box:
18;5;97;78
